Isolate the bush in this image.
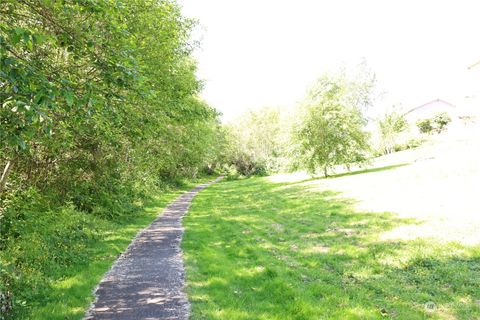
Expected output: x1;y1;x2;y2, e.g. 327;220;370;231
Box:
416;112;452;134
222;165;241;181
0;188;101;317
223;107;288;177
433;112;452;133
393;138;426;152
416;118;434;134
252;163;269;176
377;108;408;154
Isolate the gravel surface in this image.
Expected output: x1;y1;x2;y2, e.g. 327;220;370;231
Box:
85;178;221;320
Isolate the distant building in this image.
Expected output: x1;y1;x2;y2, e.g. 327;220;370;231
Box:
404;98;478;134
404;99;456;124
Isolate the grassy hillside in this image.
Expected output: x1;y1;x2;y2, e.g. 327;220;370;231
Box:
183;175;480;320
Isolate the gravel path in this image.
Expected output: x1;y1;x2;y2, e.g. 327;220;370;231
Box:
85;178;222;320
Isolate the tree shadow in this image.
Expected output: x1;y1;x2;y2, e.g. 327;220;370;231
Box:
326;163;410;179
274;163;411;187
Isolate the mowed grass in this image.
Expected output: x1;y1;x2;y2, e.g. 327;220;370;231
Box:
183;176;480;320
4;177;213;320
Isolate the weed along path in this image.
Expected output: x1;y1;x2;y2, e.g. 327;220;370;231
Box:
85;177;222;320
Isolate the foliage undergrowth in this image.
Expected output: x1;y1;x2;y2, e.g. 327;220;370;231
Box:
183;177;480;320
0;176;213;319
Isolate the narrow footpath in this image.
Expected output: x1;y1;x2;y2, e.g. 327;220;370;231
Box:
85;177;222;320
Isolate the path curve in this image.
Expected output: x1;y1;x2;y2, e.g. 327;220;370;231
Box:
85;177;222;320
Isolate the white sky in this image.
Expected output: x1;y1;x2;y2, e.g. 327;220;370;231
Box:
178;0;480;122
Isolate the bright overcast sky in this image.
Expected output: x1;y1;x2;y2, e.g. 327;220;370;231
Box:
178;0;480;122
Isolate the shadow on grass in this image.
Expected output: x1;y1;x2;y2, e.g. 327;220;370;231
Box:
183;178;480;320
270;163;411;188
326;163;411;179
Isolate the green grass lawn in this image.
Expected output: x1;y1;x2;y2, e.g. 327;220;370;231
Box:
1;177;213;320
183;177;480;320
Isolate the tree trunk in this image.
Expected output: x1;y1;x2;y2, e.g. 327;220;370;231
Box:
323;166;328;177
0;160;14;194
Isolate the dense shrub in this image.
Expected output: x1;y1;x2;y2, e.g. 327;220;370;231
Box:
433;112;452;133
416;118;434;134
416;112;452;134
223;107;288;176
393;138;426;152
377;108;408;154
0;187;103;316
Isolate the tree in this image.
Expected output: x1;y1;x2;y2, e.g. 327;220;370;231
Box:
225;107;287;175
0;0;224;198
0;0;227;217
433;112;451;133
377;108;408;154
293;73;373;177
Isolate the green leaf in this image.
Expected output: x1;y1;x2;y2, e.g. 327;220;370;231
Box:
65;92;74;107
32;34;48;45
18;138;26;150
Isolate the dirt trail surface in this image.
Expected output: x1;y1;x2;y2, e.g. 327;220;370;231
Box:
85;177;222;320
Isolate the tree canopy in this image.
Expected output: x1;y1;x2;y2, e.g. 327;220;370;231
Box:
377;108;408;154
293;72;374;176
0;0;223;209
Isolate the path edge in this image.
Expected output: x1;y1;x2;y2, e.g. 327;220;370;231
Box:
83;176;223;320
